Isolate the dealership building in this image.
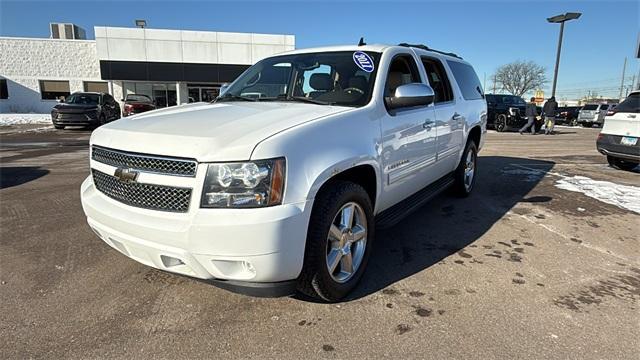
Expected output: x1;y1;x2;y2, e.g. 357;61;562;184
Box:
0;24;295;113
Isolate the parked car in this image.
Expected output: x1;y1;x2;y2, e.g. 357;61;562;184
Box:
596;91;639;171
555;106;581;126
486;94;541;132
122;94;156;117
51;92;120;129
81;43;487;301
578;103;616;127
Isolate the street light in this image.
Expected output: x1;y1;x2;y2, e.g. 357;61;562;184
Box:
135;19;147;28
547;12;581;98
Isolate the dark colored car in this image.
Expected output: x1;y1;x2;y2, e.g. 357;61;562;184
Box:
485;94;542;132
555;106;581;126
122;94;156;117
51;92;120;129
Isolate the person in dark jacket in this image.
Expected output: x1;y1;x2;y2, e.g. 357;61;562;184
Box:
542;97;559;135
519;97;539;135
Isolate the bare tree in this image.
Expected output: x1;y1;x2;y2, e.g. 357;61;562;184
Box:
492;61;547;97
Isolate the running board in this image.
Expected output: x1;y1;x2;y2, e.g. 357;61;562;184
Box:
375;173;455;229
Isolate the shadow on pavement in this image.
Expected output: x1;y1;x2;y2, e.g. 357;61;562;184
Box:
347;156;555;301
0;166;49;189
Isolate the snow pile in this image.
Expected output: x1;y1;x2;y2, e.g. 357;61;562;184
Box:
0;114;51;126
555;176;640;214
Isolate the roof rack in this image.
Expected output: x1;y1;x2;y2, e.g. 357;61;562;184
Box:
398;43;462;59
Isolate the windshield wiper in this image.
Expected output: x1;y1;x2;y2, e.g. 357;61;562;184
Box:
216;94;257;102
259;94;333;105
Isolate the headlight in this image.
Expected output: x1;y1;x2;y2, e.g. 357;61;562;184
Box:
201;158;285;208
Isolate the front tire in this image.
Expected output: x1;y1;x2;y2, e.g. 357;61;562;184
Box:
495;114;508;132
452;140;478;197
607;156;639;171
297;181;374;302
53;124;64;130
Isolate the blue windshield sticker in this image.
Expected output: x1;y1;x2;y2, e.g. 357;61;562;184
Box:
353;51;375;73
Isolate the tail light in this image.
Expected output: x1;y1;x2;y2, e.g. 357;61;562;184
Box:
124;104;133;111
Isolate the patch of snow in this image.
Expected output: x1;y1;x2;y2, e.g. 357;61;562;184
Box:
555;176;640;214
502;168;545;182
0;114;51;126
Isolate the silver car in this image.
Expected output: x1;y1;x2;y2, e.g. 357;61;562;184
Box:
578;103;616;127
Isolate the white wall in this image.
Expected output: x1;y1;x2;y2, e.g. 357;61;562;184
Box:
0;37;101;113
95;27;295;65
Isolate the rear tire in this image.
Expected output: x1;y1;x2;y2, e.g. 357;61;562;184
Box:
296;181;374;302
582;123;593;128
452;140;478;197
607;156;639;171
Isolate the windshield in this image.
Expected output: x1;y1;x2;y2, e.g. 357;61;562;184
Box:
65;93;100;105
218;51;381;107
583;104;598;110
126;94;152;102
501;96;525;105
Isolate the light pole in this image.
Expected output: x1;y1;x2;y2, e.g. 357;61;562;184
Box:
547;12;581;98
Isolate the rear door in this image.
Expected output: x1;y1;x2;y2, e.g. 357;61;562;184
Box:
420;56;460;169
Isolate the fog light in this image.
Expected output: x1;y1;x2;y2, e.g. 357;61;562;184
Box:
242;261;256;275
161;255;185;268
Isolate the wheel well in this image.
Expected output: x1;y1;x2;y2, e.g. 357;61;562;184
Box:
468;125;481;147
321;165;377;206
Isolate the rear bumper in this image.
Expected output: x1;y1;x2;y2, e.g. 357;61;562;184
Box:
597;135;640;161
81;175;313;290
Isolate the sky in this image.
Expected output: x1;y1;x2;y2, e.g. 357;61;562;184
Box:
1;0;638;100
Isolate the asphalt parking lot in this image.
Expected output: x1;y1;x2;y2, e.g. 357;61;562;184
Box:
1;125;638;359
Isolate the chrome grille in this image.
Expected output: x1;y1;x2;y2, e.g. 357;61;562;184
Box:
92;146;197;177
92;169;192;212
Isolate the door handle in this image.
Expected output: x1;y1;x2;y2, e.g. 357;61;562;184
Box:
452;113;463;121
423;120;435;130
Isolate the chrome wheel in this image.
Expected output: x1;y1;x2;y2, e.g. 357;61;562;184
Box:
463;148;476;191
326;202;367;283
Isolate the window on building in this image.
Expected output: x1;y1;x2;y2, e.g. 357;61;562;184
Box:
83;81;108;93
0;79;8;99
39;80;70;100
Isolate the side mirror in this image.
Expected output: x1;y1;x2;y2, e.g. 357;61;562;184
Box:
386;83;435;110
57;98;65;103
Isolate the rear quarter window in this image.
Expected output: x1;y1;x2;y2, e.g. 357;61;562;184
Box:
446;60;484;100
613;93;640;113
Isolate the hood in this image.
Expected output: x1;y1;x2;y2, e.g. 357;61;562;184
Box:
91;101;351;161
54;103;99;113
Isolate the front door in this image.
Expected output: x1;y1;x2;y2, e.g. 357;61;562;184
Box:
379;54;438;210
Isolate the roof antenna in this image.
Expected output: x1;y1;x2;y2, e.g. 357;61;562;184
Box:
358;37;366;46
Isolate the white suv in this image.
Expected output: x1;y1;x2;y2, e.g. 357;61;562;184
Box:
81;44;487;301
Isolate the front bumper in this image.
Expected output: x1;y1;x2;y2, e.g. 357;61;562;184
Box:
81;175;312;294
597;135;640;161
52;113;99;126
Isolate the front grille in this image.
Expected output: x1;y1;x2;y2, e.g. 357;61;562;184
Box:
92;146;197;177
92;169;192;212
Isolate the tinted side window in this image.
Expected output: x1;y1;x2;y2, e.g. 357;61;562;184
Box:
0;79;8;99
446;60;484;100
421;57;453;103
614;93;640;113
385;54;421;98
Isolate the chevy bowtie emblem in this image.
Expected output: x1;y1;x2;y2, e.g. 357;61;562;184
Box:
114;167;139;183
